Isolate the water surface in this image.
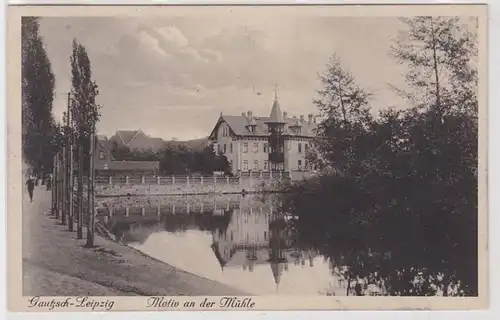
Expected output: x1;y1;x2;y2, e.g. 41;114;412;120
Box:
96;194;349;295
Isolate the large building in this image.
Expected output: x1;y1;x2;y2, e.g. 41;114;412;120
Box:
208;91;317;176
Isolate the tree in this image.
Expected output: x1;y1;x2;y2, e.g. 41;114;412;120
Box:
69;38;101;163
390;16;478;119
22;17;58;176
69;38;101;246
312;54;373;175
158;144;231;175
281;17;479;296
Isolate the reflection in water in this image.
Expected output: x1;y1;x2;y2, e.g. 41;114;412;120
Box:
96;194;349;295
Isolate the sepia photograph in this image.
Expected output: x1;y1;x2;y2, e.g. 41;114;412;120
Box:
7;3;488;311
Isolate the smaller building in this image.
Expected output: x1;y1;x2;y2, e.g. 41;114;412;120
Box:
95;136;160;176
108;129;166;153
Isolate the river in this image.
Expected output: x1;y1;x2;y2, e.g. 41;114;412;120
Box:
95;194;358;296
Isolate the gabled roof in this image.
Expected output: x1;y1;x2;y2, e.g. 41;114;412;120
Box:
208;94;318;140
210;114;317;138
149;137;165;150
97;137;115;160
116;130;141;145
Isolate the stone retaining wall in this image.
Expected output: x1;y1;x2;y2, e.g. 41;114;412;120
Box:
94;175;290;197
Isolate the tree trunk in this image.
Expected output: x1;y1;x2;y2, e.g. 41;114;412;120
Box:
61;145;66;225
77;142;83;239
55;153;60;219
51;154;57;216
68;139;74;231
85;131;95;248
430;17;443;121
346;275;351;296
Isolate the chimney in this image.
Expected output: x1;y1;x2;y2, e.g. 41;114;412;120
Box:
308;114;313;124
283;111;288;119
247;111;253;118
241;112;246;117
300;115;304;122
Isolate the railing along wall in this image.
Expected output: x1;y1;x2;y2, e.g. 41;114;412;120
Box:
91;172;291;196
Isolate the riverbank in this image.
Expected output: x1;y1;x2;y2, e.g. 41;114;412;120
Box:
23;187;247;296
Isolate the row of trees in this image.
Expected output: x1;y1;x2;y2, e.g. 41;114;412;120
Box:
22;18;101;177
22;17;101;247
285;17;479;296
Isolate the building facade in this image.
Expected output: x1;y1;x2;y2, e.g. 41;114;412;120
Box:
208;92;317;175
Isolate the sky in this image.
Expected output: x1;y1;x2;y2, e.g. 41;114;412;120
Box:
39;11;410;141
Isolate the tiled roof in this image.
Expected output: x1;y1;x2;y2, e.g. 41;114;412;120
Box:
214;114;317;138
116;130;139;144
149;137;166;151
98;139;114;153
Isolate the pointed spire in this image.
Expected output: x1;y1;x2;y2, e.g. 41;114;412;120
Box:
266;82;286;124
270;262;284;287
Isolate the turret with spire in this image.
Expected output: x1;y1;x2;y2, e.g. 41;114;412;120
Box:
265;83;286;171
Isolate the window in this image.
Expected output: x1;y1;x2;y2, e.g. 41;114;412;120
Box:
264;231;267;241
243;143;248;153
298;160;302;170
230;231;234;241
264;160;269;170
298;143;302;153
254;160;259;170
99;151;105;160
223;144;227;154
305;143;309;152
243;160;248;170
217;144;222;154
222;126;229;136
230;143;233;153
263;143;269;153
253;143;258;153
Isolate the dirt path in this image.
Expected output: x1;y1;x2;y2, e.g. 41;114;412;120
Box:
22;186;246;296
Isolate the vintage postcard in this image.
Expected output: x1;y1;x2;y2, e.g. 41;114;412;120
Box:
7;3;488;312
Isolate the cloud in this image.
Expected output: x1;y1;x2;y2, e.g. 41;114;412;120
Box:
155;26;189;48
136;30;170;57
39;15;413;140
